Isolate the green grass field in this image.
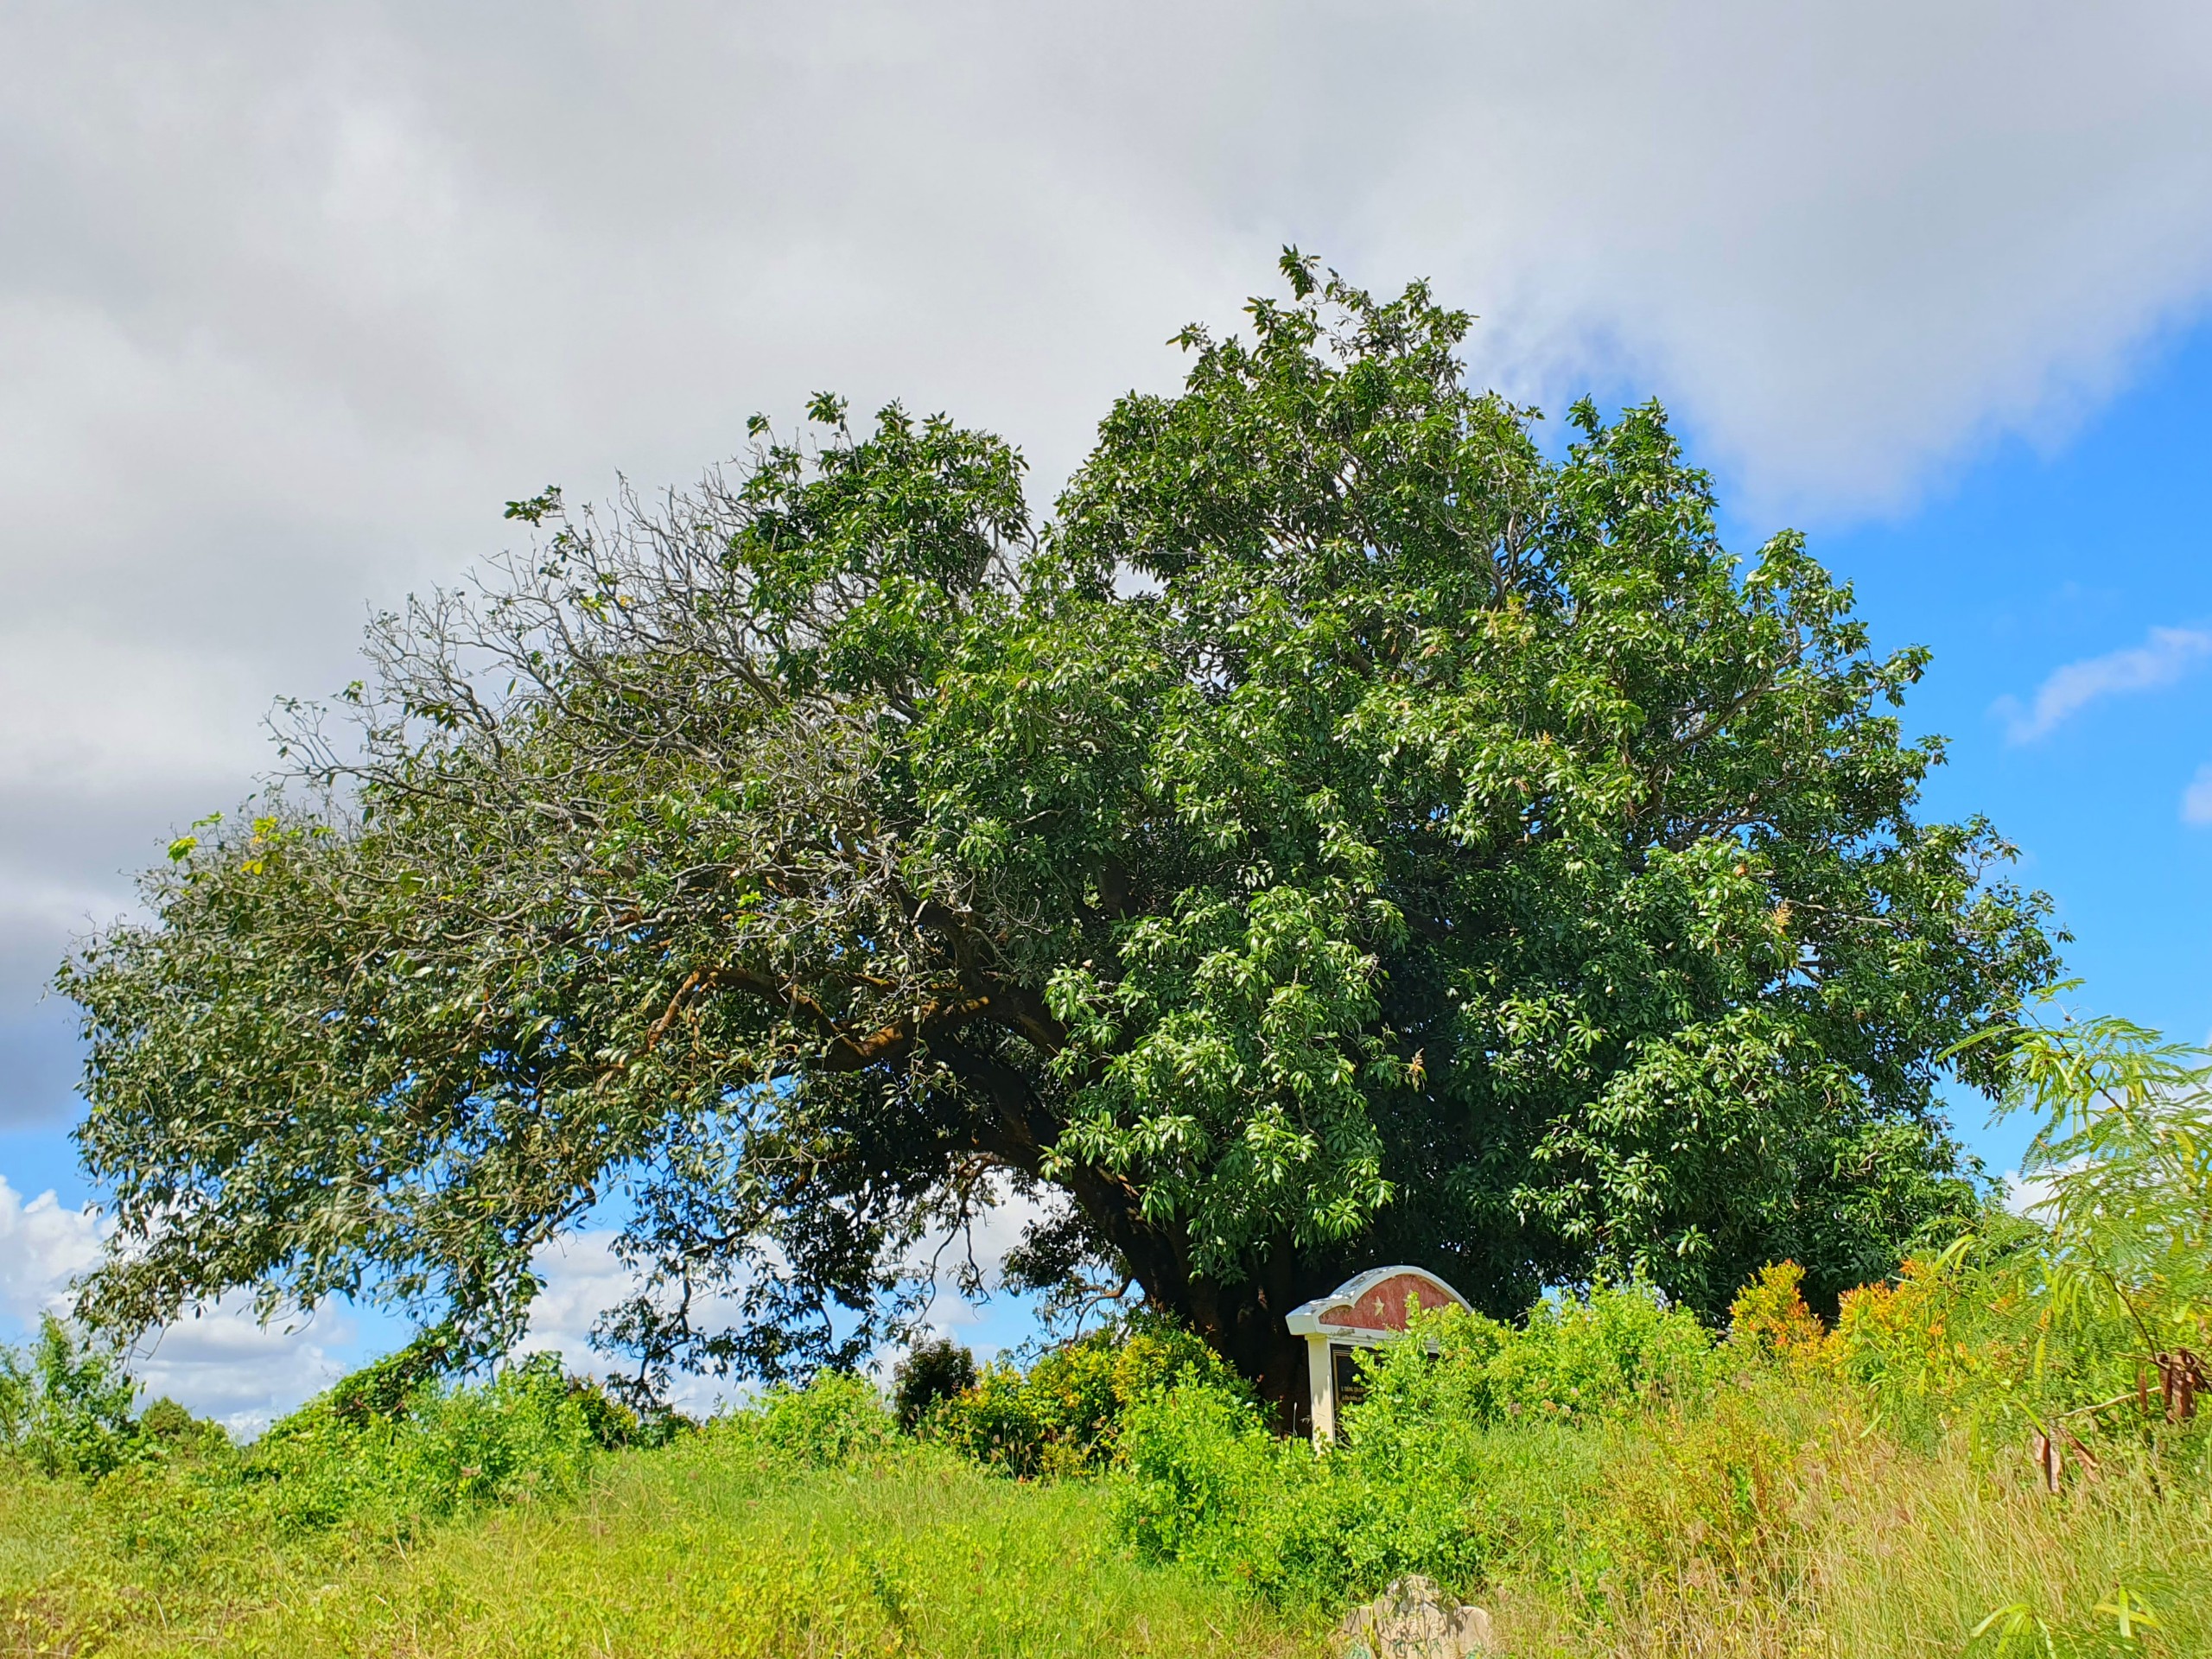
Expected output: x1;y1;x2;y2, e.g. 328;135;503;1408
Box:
8;1225;2211;1657
7;1375;2209;1657
2;1431;1324;1658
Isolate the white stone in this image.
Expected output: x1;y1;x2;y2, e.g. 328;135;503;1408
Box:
1338;1574;1494;1657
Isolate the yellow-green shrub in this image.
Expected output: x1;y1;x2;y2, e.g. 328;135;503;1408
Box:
932;1318;1247;1477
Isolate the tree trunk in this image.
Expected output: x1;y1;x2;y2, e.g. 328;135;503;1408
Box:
1078;1184;1338;1432
943;1034;1344;1427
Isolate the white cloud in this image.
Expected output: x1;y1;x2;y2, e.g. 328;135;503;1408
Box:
4;8;2211;1072
518;1185;1055;1408
513;1231;636;1371
0;626;270;796
516;1230;759;1414
11;3;2212;1333
511;1229;735;1408
1995;626;2212;743
2183;765;2212;827
0;1174;1045;1427
0;1173;354;1433
0;1174;105;1325
125;1296;352;1436
2002;1167;2056;1217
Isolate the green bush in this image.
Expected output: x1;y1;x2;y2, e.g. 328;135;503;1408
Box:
753;1369;898;1464
934;1318;1249;1478
1829;1218;2160;1449
892;1338;978;1432
81;1347;615;1585
289;1351;606;1518
0;1314;147;1477
1111;1284;1714;1607
1272;1281;1717;1451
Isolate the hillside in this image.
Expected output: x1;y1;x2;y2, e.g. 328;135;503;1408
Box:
4;1277;2208;1657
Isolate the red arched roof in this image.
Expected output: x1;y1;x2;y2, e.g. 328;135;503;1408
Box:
1285;1264;1469;1339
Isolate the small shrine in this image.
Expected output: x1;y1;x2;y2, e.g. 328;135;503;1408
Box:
1285;1264;1471;1442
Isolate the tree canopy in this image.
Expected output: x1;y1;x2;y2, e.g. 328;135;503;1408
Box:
62;256;2060;1409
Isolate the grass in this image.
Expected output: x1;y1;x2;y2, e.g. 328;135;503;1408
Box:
2;1427;1324;1658
6;1378;2210;1656
1471;1385;2212;1657
6;1279;2210;1656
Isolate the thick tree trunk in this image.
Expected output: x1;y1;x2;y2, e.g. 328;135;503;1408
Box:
1077;1183;1341;1431
939;1032;1345;1427
1179;1261;1321;1431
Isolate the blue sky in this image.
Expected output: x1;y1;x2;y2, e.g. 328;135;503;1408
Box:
7;2;2212;1425
1800;319;2212;1178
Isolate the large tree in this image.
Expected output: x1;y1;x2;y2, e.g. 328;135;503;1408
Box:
63;258;2058;1413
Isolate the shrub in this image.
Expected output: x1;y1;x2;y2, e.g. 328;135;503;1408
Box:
560;1373;692;1449
1727;1261;1828;1363
754;1369;897;1464
1114;1380;1304;1575
0;1314;144;1477
1479;1282;1719;1421
935;1317;1248;1478
1111;1284;1713;1608
1114;1371;1609;1608
213;1350;602;1541
324;1325;456;1423
892;1338;978;1433
87;1346;613;1577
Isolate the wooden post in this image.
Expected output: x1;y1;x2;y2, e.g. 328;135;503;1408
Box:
1306;1335;1337;1446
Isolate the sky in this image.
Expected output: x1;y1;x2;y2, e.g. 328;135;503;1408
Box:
6;1;2212;1429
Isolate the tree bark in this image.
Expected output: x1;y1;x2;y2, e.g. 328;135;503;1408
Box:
936;1022;1340;1427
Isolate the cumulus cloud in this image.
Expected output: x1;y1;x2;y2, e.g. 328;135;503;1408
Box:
126;1297;353;1436
510;1229;734;1410
10;3;2212;1349
0;1173;105;1325
7;5;2212;1078
1995;626;2212;743
2002;1167;2056;1218
518;1185;1054;1408
0;1173;354;1433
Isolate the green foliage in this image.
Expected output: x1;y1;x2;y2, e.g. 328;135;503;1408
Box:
0;1316;145;1477
1727;1260;1829;1360
3;1339;2209;1656
936;1318;1249;1478
1115;1284;1716;1605
1;1378;1318;1659
892;1336;978;1431
41;1345;632;1603
1109;1266;2212;1655
1440;1282;1721;1424
61;256;2059;1395
324;1323;457;1422
1985;1007;2212;1360
752;1369;898;1464
1823;1007;2212;1447
238;1351;601;1537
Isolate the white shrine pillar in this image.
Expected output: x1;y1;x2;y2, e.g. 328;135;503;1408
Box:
1305;1334;1337;1446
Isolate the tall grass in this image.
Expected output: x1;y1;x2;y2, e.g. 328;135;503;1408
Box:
2;1370;1321;1658
11;999;2212;1656
1473;1381;2210;1657
194;1430;1321;1658
1101;1277;2212;1658
6;1318;2208;1656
